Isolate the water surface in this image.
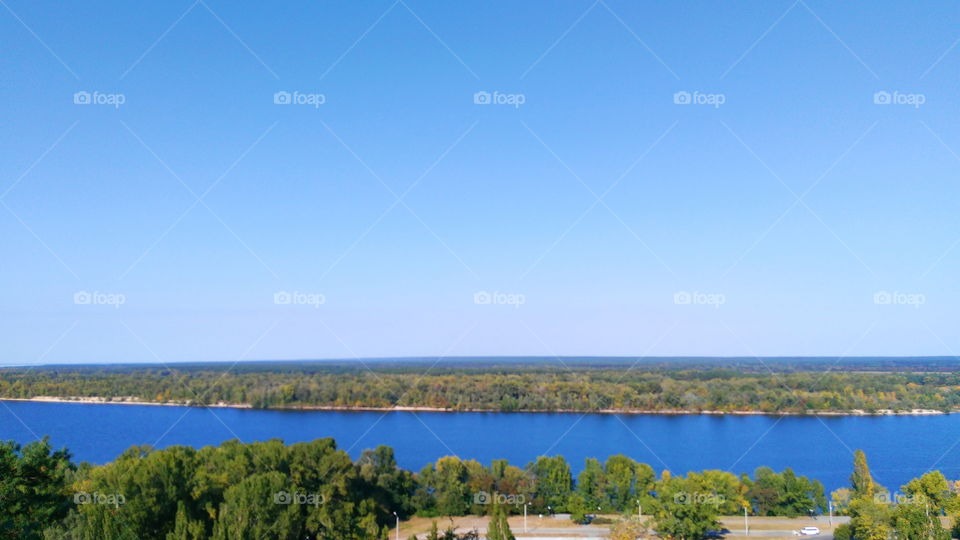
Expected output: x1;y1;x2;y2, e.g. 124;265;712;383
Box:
1;401;955;492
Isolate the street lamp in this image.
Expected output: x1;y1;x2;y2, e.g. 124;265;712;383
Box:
392;511;399;540
524;502;530;532
637;499;642;520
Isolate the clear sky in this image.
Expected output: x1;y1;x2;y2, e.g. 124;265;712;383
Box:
2;0;959;363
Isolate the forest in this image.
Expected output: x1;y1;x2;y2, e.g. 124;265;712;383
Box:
1;435;957;540
2;359;960;413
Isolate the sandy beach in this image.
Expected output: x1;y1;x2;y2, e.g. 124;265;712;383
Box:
1;396;948;416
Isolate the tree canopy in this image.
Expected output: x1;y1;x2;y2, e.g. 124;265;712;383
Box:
0;436;954;540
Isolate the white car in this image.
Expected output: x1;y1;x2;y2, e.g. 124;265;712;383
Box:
799;527;820;536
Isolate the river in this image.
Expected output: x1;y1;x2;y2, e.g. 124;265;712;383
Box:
0;401;954;492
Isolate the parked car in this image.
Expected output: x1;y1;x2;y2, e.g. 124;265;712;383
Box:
799;526;820;535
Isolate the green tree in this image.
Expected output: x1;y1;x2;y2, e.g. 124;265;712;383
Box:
576;458;607;511
485;504;515;540
893;499;948;540
357;445;416;519
902;470;952;514
604;455;636;512
0;437;74;540
652;472;721;540
415;457;471;517
851;450;876;498
847;451;892;540
603;455;655;513
830;488;853;516
165;502;205;540
567;492;590;524
699;470;744;515
848;497;892;540
211;472;302;540
747;467;824;517
528;456;572;512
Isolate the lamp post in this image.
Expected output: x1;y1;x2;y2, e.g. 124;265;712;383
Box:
524;502;529;532
744;506;749;536
829;502;833;528
392;511;399;540
637;499;642;520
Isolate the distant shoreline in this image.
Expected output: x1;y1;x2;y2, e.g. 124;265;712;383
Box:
1;397;950;416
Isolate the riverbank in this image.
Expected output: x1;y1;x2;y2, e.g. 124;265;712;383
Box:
1;397;949;416
1;396;252;408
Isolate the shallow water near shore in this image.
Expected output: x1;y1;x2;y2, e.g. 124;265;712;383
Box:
1;400;956;492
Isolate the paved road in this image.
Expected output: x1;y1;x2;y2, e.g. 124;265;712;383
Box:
436;515;852;539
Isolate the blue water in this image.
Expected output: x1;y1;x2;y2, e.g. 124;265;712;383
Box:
1;401;957;493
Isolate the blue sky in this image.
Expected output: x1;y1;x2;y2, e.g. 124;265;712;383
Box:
2;0;959;363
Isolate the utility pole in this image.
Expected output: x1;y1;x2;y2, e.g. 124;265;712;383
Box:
393;511;399;540
744;506;749;536
524;502;528;533
638;500;642;520
829;502;833;528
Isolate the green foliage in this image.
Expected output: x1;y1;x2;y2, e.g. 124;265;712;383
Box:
698;470;745;515
0;437;74;540
58;437;402;540
846;451;893;540
576;458;607;511
604;455;655;513
528;455;573;512
901;470;953;514
830;487;853;516
7;434;960;540
833;523;851;540
415;457;472;517
485;504;515;540
848;496;893;540
651;471;722;540
746;467;825;517
5;361;960;413
211;472;300;540
567;492;590;524
851;450;877;499
892;499;949;540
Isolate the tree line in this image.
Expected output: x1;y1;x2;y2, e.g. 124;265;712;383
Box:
2;436;958;539
2;363;960;413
